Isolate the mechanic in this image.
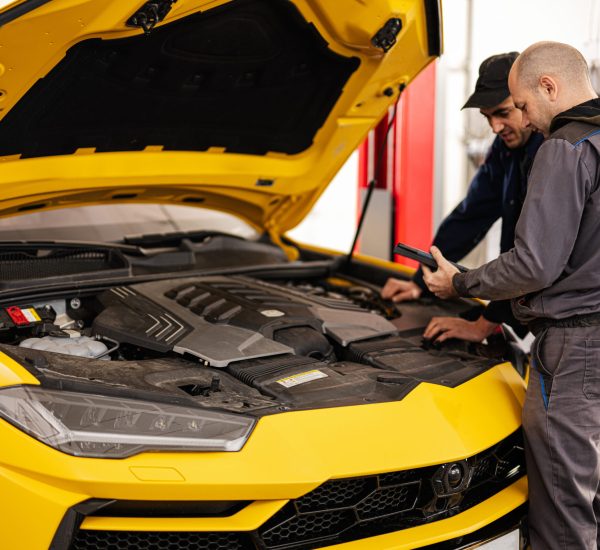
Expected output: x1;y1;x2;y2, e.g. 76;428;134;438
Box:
381;52;543;343
423;41;600;550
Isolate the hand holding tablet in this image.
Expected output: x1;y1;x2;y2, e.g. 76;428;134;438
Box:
393;243;468;273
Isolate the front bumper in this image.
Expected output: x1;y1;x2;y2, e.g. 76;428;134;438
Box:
0;364;527;549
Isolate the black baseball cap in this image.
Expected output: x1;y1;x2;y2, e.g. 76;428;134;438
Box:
462;52;519;110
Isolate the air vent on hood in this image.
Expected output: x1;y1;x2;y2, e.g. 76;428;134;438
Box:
0;248;127;280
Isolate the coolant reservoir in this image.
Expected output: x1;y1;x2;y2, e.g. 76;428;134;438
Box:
19;335;109;359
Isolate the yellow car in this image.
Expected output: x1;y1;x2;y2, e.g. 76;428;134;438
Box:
0;0;527;548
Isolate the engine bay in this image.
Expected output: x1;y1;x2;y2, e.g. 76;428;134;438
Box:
0;274;517;415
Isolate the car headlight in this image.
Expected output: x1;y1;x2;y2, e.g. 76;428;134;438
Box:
0;385;255;458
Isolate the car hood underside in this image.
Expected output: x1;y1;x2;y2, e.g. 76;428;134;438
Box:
0;0;438;231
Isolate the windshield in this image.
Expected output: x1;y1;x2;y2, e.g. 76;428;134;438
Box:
0;204;258;242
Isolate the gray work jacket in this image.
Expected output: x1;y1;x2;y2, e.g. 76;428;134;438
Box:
453;101;600;323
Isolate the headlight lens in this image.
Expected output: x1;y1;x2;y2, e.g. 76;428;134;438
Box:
0;386;255;458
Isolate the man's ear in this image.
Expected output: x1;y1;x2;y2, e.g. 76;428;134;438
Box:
539;75;558;101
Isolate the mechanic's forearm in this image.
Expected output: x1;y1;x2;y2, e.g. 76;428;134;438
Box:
452;246;550;300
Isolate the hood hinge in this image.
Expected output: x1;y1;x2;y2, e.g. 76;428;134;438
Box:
127;0;178;34
371;18;402;53
266;222;299;261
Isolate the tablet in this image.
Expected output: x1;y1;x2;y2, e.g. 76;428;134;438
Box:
393;243;468;273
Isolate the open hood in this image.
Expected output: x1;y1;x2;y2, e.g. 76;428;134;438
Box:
0;0;440;233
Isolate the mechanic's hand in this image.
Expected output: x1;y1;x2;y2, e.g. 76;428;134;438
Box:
381;278;422;302
422;246;459;299
424;315;499;343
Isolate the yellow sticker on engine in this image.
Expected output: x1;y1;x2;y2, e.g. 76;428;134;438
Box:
276;369;328;388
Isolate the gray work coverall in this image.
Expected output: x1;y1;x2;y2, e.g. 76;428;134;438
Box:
453;99;600;550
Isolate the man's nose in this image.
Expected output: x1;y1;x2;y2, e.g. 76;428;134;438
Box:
490;118;504;134
520;113;530;129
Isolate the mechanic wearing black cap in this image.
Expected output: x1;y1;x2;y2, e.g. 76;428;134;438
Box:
381;52;544;343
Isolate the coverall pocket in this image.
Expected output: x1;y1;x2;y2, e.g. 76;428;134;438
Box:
532;329;554;409
584;339;600;399
532;329;552;376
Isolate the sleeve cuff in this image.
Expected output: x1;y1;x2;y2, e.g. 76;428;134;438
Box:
452;272;472;297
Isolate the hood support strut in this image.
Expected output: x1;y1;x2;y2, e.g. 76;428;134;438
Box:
345;98;400;266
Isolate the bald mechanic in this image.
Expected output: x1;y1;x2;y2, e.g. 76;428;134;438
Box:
424;42;600;550
381;52;543;342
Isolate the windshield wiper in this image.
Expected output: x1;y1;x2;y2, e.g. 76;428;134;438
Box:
123;230;243;248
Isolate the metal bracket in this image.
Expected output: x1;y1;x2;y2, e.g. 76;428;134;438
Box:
371;18;402;53
127;0;178;34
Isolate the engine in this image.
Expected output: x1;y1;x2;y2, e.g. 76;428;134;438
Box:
0;275;506;413
91;276;399;366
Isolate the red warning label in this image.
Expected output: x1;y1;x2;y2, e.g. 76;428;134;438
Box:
6;306;30;326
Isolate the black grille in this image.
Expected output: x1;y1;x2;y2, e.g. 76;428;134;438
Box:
261;509;355;547
471;455;496;486
64;431;524;550
257;430;525;549
356;482;420;519
296;477;371;513
71;530;253;550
